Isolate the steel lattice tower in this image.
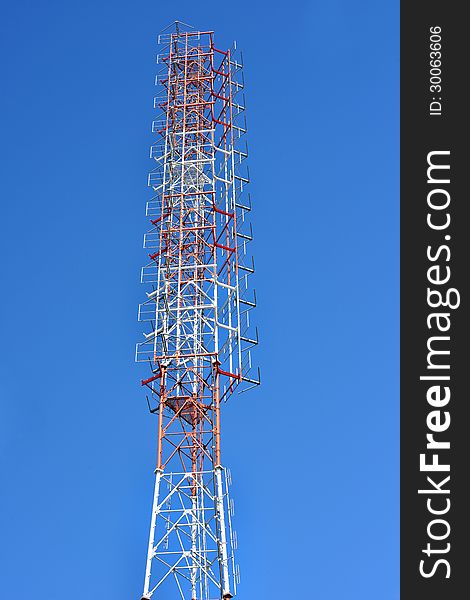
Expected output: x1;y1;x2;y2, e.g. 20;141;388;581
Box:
136;22;259;600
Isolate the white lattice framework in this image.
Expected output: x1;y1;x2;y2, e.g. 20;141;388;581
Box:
136;23;258;600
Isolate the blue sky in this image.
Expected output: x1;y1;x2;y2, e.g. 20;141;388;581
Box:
0;1;398;598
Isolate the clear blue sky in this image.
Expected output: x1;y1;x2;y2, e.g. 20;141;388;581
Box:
0;1;398;598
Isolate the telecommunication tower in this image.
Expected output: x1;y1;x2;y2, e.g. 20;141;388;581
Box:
136;22;259;600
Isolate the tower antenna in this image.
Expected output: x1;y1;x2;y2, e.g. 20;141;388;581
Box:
136;23;259;600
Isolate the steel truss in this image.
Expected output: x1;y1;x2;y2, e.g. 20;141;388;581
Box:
136;22;258;600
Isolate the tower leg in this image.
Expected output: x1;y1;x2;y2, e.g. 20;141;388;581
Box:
142;468;162;598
